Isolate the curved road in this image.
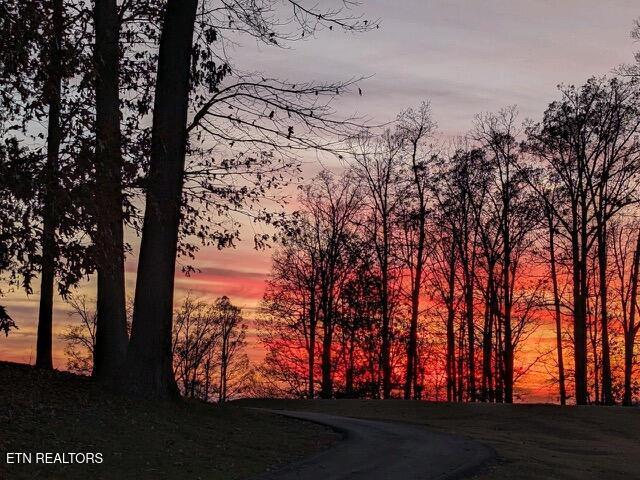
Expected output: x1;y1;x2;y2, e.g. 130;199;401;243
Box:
251;409;494;480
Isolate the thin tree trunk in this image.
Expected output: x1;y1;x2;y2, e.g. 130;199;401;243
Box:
93;0;129;382
502;216;513;404
573;196;589;405
36;0;64;370
381;222;392;399
623;229;640;405
320;309;333;398
122;0;198;399
308;290;316;398
346;327;356;397
597;220;614;404
464;264;476;401
446;304;456;402
405;215;425;400
445;241;457;402
457;318;465;402
547;210;566;405
481;268;495;402
494;313;504;403
204;357;211;402
219;334;228;403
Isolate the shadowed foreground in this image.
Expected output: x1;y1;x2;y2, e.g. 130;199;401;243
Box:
239;399;640;480
251;410;494;480
0;362;336;480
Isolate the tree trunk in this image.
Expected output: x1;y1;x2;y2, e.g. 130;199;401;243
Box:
122;0;198;399
464;265;476;401
36;0;64;370
502;215;513;404
346;326;356;397
92;0;129;382
380;224;392;399
547;211;567;405
623;229;640;406
219;335;228;403
445;241;457;402
572;198;589;405
446;303;456;402
481;267;495;402
308;290;316;398
457;318;465;402
597;220;614;405
320;311;333;398
494;313;504;403
404;216;425;400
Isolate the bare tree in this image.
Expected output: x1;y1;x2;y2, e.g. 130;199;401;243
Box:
526;78;640;404
172;295;221;399
59;295;98;375
544;192;568;405
611;220;640;405
350;130;404;398
395;102;437;399
302;171;362;399
214;296;248;403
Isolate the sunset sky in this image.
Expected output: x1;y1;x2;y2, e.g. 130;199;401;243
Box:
1;0;639;400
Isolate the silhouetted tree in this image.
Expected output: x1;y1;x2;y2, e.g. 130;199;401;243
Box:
172;295;221;399
544;192;568;405
123;0;371;399
59;295;98;375
395;102;436;399
92;0;128;383
611;220;640;405
0;0;99;368
214;296;248;403
526;78;640;404
350;129;404;399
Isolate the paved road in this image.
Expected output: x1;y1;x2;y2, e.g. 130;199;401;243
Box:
250;409;494;480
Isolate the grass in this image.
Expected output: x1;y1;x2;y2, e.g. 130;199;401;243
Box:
0;362;337;480
238;398;640;480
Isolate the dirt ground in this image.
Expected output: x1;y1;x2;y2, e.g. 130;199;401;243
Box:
239;399;640;480
0;362;336;480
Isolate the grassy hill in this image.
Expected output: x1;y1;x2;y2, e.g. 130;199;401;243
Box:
0;362;336;480
239;398;640;480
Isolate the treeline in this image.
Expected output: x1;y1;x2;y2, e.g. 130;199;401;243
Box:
259;77;640;405
0;0;372;399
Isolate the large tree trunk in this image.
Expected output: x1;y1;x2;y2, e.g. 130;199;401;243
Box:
122;0;198;399
36;0;64;370
547;210;566;405
92;0;129;382
623;229;640;406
